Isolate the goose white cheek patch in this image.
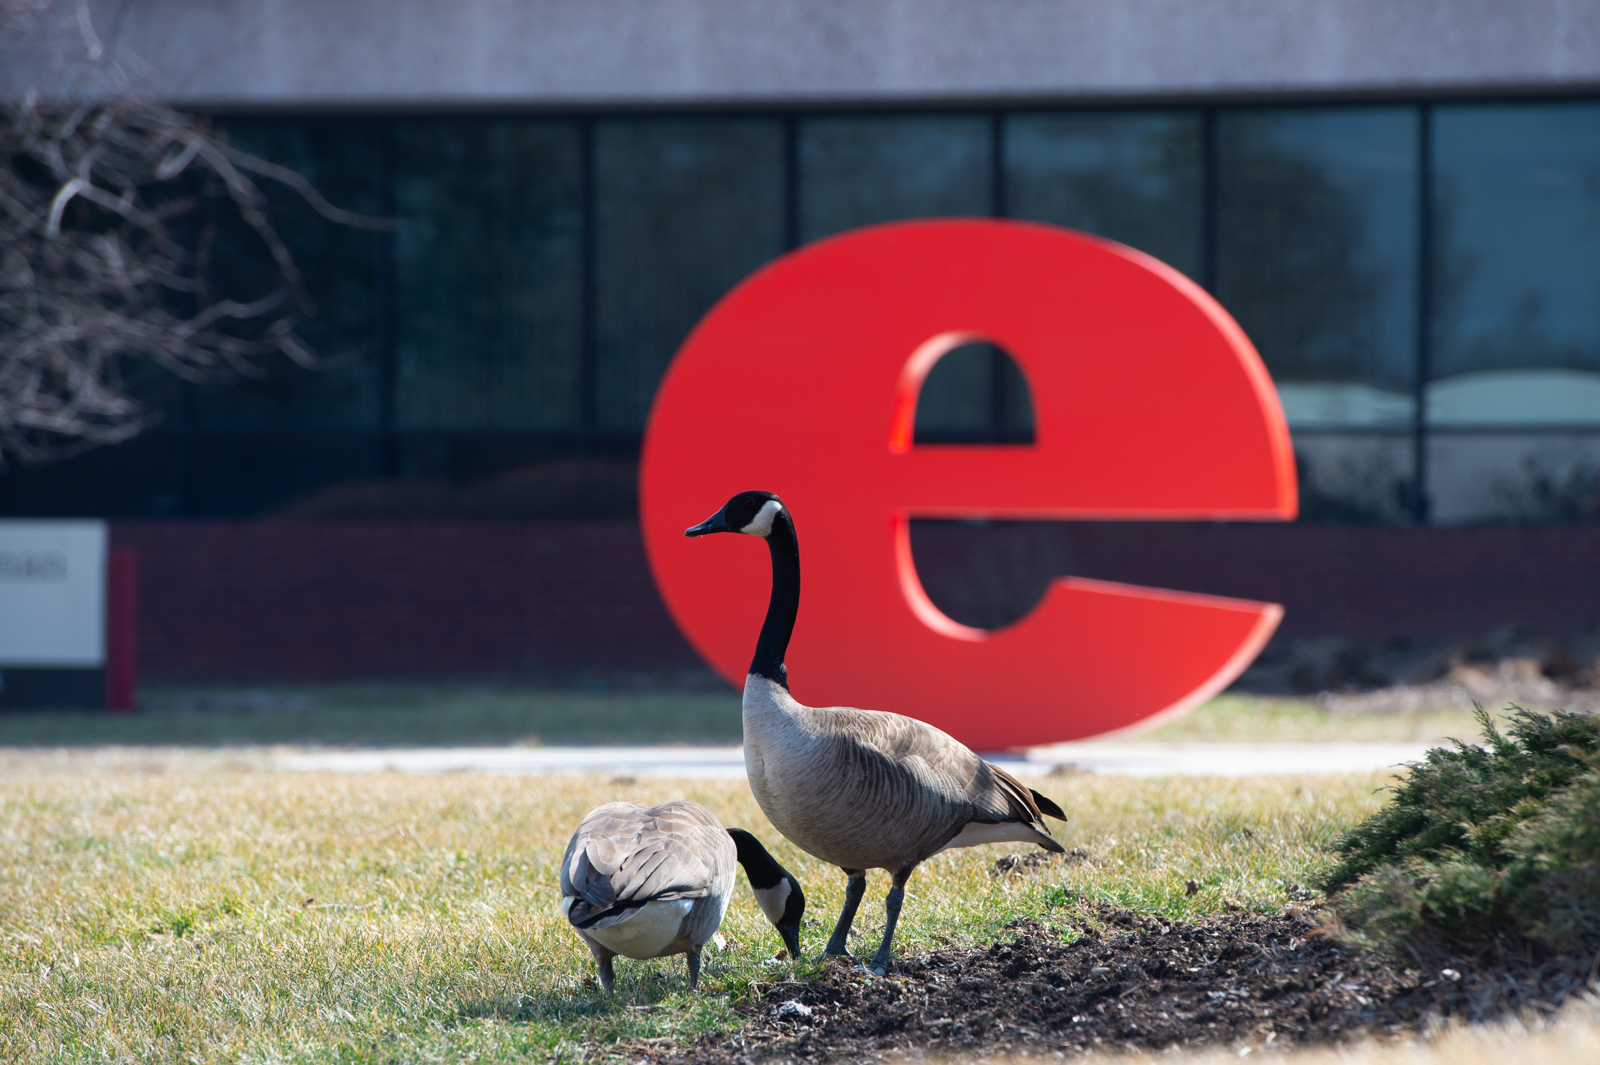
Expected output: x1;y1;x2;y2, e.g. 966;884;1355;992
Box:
740;500;784;538
753;880;791;925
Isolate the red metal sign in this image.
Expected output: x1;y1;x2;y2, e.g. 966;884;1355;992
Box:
640;220;1296;749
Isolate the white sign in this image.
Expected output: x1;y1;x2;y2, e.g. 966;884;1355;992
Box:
0;521;106;667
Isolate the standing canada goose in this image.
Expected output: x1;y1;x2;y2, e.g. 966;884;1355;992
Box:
686;490;1068;976
559;800;805;993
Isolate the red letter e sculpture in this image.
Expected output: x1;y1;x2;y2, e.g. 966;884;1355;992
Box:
640;220;1297;750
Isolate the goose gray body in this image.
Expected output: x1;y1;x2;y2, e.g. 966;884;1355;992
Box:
559;801;734;992
688;491;1067;976
743;675;1062;871
559;800;807;993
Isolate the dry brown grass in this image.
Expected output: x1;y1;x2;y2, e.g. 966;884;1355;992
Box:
0;753;1399;1062
0;687;1511;750
5;751;1590;1064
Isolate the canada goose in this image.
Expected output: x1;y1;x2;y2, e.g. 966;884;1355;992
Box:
559;800;805;993
686;490;1068;976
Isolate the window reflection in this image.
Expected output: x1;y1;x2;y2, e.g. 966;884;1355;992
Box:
914;344;1034;445
1430;433;1600;523
1217;108;1418;428
13;103;1600;524
595;118;785;429
393;120;583;430
1215;108;1420;522
203;118;389;429
1005;111;1202;279
1431;102;1600;427
798;115;990;241
1295;435;1414;523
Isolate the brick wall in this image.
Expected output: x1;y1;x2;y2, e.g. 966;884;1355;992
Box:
110;520;1600;684
910;522;1600;640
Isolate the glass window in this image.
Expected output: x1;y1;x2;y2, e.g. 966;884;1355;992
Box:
181;436;381;517
798;115;990;241
1217;108;1420;429
1216;109;1420;523
914;344;1034;444
1430;102;1600;427
1294;436;1416;523
0;436;186;518
393;119;584;430
1005;111;1202;279
199;118;389;428
1427;432;1600;524
595;118;785;430
800;115;995;430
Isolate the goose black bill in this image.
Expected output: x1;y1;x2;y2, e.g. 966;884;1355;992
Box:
685;511;734;536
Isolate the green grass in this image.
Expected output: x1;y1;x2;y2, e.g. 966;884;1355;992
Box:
0;685;1500;749
0;684;743;747
1135;694;1501;746
0;762;1392;1064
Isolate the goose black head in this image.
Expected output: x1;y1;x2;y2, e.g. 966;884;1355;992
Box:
728;828;806;959
685;490;786;540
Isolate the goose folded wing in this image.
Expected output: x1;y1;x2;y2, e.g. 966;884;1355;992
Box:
850;711;1023;817
561;805;728;923
563;837;716;926
827;707;1049;829
870;712;1062;827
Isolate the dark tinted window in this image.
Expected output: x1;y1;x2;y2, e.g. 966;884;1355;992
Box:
914;344;1034;444
1006;111;1202;279
799;115;990;241
595;118;785;429
1430;101;1600;426
393;119;584;429
1217;108;1419;427
199;118;389;428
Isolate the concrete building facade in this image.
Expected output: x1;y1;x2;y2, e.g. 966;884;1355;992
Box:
7;1;1600;686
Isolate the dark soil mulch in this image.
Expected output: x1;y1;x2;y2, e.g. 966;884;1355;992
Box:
635;907;1594;1063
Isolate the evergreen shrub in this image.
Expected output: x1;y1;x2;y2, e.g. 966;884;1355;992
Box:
1321;707;1600;954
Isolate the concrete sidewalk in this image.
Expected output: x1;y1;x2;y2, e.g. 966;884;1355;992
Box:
276;741;1435;779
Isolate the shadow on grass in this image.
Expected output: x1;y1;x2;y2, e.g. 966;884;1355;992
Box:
454;963;739;1050
0;682;743;748
459;990;619;1025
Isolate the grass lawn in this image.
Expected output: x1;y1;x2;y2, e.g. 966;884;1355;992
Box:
1133;694;1506;746
0;685;1507;749
0;760;1390;1064
0;685;746;748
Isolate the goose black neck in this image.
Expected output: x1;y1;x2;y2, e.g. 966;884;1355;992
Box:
750;510;799;689
728;828;786;889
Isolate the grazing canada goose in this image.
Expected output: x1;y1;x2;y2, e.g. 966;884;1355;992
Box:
559;800;805;993
687;490;1068;976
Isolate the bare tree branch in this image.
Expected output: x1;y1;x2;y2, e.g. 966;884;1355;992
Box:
1;0;385;468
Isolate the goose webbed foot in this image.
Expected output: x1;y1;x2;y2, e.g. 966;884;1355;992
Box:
823;869;867;957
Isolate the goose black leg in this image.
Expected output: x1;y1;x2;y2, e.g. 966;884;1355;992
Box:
686;949;702;990
867;863;917;977
824;868;867;957
586;943;618;995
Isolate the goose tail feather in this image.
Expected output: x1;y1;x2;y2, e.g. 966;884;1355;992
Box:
1030;788;1067;822
1031;826;1066;853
